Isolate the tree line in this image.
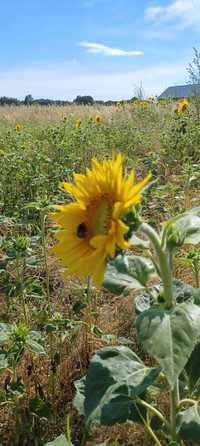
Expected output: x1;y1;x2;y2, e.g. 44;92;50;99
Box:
0;94;139;106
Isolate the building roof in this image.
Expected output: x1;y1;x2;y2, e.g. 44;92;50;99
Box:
158;84;200;99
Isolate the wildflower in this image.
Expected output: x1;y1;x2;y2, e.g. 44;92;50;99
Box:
50;153;150;287
177;98;189;113
15;123;21;131
95;114;102;125
76;119;82;129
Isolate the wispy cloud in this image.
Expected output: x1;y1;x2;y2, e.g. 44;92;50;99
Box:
145;0;200;29
79;41;144;56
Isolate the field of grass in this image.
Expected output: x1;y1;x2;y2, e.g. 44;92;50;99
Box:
1;101;200;446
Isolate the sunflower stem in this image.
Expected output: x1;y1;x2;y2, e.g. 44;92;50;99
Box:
40;212;51;314
140;222;173;307
86;276;93;332
140;222;180;442
170;380;179;442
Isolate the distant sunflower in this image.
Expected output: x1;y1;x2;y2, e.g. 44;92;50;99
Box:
95;114;102;125
177;98;189;113
15;123;21;131
76;119;82;129
50;153;151;287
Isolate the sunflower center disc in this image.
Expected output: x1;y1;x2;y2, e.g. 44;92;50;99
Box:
92;200;110;236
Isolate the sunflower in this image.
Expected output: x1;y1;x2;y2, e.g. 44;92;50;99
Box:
177;98;189;113
50;153;150;287
75;119;82;129
15;123;21;131
115;101;121;110
95;114;102;125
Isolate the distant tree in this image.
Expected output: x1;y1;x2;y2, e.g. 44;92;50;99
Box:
24;94;33;105
130;96;138;102
187;47;200;119
73;95;94;105
0;96;20;106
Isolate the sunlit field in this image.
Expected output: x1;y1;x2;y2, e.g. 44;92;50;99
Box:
1;100;200;446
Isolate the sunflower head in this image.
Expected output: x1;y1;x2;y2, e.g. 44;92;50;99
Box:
95;114;102;125
177;98;189;113
50;153;151;287
15;123;21;131
76;119;82;129
115;101;121;110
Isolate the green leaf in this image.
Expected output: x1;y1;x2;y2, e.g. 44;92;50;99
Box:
7;377;25;396
0;323;11;344
135;279;200;315
103;255;155;296
44;434;73;446
0;389;7;402
74;377;86;417
0;255;10;270
91;325;132;345
29;397;51;418
136;302;200;388
74;373;147;427
165;214;200;249
135;287;160;314
0;354;9;370
129;234;150;249
172;279;200;304
83;346;160;425
26;331;46;355
177;403;200;444
185;342;200;391
95;444;107;446
100;391;147;426
25;256;40;268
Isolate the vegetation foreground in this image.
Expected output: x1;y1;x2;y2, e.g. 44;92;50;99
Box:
1;101;200;446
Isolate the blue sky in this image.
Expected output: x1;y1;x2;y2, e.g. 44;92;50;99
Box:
0;0;200;100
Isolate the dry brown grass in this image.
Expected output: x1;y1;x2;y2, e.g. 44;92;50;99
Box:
0;104;116;124
0;102;173;124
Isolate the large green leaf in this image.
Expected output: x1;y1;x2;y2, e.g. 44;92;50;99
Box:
103;255;155;296
136;302;200;388
44;434;73;446
177;403;200;444
74;377;147;426
83;345;160;425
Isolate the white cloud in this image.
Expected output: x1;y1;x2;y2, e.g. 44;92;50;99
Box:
0;61;185;100
145;0;200;28
79;41;144;56
146;6;163;20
